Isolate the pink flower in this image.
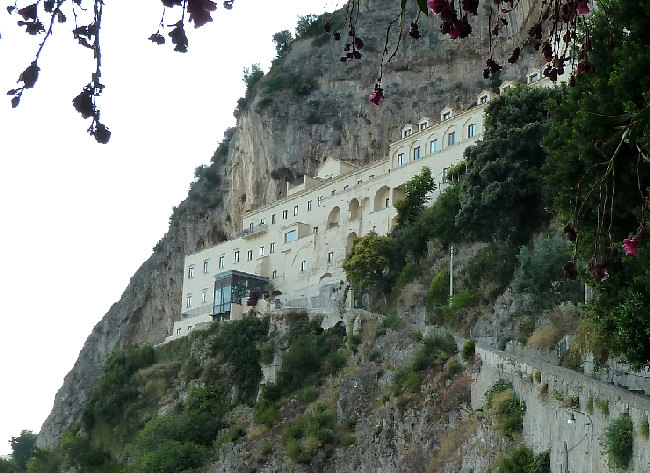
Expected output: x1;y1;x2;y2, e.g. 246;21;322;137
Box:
577;0;590;15
369;87;384;105
428;0;449;15
622;237;639;256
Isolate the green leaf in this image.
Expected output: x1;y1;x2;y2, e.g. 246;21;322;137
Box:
416;0;429;14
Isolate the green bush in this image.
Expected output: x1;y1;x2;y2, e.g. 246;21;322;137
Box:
485;379;513;407
463;243;518;303
595;399;610;417
585;396;594;415
426;268;449;310
493;446;550;473
130;440;208;473
254;314;346;424
512;237;583;316
640;416;649;440
282;404;335;463
209;317;269;404
461;339;476;361
395;262;418;290
534;371;542;383
297;386;318;403
496;395;526;437
258;341;275;365
601;414;634;470
411;333;458;372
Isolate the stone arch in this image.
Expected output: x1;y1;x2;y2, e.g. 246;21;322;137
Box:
349;198;360;220
374;186;391;212
346;232;358;255
327;206;341;229
392;185;405;205
361;196;370;211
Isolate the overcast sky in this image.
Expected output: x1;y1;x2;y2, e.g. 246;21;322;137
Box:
0;0;335;456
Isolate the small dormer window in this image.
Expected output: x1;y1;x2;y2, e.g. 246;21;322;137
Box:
529;73;539;83
443;111;451;120
420;122;428;130
480;95;488;104
404;129;412;137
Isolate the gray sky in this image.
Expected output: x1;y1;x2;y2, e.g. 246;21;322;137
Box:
0;0;336;456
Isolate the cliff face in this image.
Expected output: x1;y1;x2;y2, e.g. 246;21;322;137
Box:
38;0;542;450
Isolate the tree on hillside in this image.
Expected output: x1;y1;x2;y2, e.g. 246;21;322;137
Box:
10;430;36;471
272;30;293;58
456;86;560;244
342;232;392;293
542;0;650;368
394;166;436;229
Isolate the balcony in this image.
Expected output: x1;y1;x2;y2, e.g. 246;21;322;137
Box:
240;223;268;239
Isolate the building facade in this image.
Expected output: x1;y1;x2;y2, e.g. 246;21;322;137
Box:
168;78;556;340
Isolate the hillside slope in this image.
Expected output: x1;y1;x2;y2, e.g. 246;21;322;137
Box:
38;0;543;450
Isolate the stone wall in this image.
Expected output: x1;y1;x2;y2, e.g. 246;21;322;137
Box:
471;342;650;473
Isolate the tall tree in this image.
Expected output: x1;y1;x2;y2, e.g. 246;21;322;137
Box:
456;86;559;244
10;430;36;471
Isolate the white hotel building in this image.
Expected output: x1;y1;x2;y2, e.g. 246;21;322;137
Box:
167;76;554;340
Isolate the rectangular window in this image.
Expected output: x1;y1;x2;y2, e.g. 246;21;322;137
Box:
529;73;539;83
385;197;390;208
430;139;438;153
247;249;253;261
443;167;450;183
272;214;276;224
448;132;456;146
188;325;193;331
284;230;297;243
259;246;265;256
272;270;277;279
369;175;375;180
327;251;334;263
357;180;363;184
176;328;181;335
398;153;405;166
317;196;323;206
404;129;412;137
331;190;336;196
234;250;240;263
480;95;488;104
188;266;194;278
413;146;421;160
186;295;192;307
293;205;298;216
307;200;312;211
202;290;208;303
443;111;451;120
260;218;266;224
270;242;275;253
282;210;288;219
468;123;477;138
344;185;349;191
218;256;225;268
203;261;209;273
301;261;306;272
421;122;428;130
313;226;318;234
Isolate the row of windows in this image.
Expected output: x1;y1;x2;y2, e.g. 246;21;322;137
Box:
187;260;212;278
396;124;478;168
249;176;381;230
186;254;330;308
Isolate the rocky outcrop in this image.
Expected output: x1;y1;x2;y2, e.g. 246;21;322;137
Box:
38;0;544;450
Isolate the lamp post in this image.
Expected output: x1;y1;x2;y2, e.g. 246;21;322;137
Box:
565;410;593;473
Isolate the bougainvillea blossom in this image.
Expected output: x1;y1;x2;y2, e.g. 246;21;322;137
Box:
187;0;217;28
622;237;639;256
369;85;384;105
